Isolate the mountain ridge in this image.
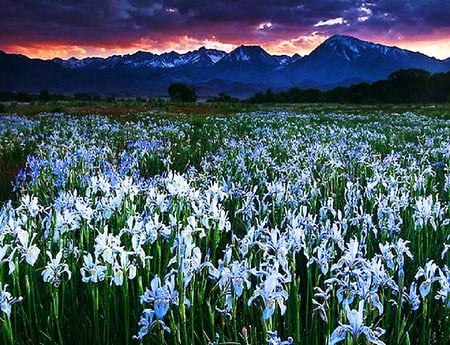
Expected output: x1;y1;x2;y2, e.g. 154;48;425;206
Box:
1;35;449;97
47;35;449;66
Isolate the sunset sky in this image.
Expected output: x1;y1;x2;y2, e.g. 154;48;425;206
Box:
1;0;449;60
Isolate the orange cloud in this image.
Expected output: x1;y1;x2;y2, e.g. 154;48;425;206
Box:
134;36;236;54
3;34;449;60
263;33;328;56
3;36;237;59
4;43;129;59
387;37;450;60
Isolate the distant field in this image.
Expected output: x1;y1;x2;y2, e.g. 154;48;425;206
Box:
0;106;449;345
1;99;450;118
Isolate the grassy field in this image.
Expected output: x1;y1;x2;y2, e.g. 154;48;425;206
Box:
1;99;450;117
0;104;449;344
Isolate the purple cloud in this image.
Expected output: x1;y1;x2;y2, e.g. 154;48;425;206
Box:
0;0;448;56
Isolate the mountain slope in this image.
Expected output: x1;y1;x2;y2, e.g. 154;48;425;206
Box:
287;35;446;88
443;57;450;71
0;51;79;92
211;45;289;85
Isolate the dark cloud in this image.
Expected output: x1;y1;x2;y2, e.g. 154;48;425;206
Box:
341;1;450;36
0;0;448;52
0;0;132;45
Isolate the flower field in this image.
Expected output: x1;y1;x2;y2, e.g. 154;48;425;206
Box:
0;110;449;345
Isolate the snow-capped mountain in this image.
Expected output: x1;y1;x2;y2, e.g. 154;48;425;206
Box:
53;47;226;70
286;53;302;65
287;35;446;87
216;45;278;65
211;45;290;84
121;51;157;68
52;56;105;69
321;34;395;60
182;47;226;66
2;35;449;97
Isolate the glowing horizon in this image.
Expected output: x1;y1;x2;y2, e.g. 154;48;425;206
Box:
4;34;450;61
1;1;449;60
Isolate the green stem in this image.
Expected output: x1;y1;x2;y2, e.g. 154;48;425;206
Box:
92;285;100;344
2;317;14;344
123;279;130;345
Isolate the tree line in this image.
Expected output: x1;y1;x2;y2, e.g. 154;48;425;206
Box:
0;85;196;103
168;68;450;104
0;90;105;102
1;69;449;104
248;69;450;104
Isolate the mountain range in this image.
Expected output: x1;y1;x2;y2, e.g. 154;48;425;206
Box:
1;35;449;98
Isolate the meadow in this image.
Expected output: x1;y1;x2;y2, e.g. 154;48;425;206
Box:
0;105;449;344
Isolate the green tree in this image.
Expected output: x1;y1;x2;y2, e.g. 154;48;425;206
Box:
74;92;93;101
387;69;431;102
39;89;51;101
168;83;197;102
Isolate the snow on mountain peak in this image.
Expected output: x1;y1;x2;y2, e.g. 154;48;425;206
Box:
321;34;388;61
220;45;279;65
235;47;251;61
323;34;408;59
53;47;228;69
207;51;226;63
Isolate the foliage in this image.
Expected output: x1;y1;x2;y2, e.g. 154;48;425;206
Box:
74;93;102;101
168;83;197;102
207;92;240;103
249;69;450;104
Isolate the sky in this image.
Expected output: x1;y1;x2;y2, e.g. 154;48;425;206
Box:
1;1;449;60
